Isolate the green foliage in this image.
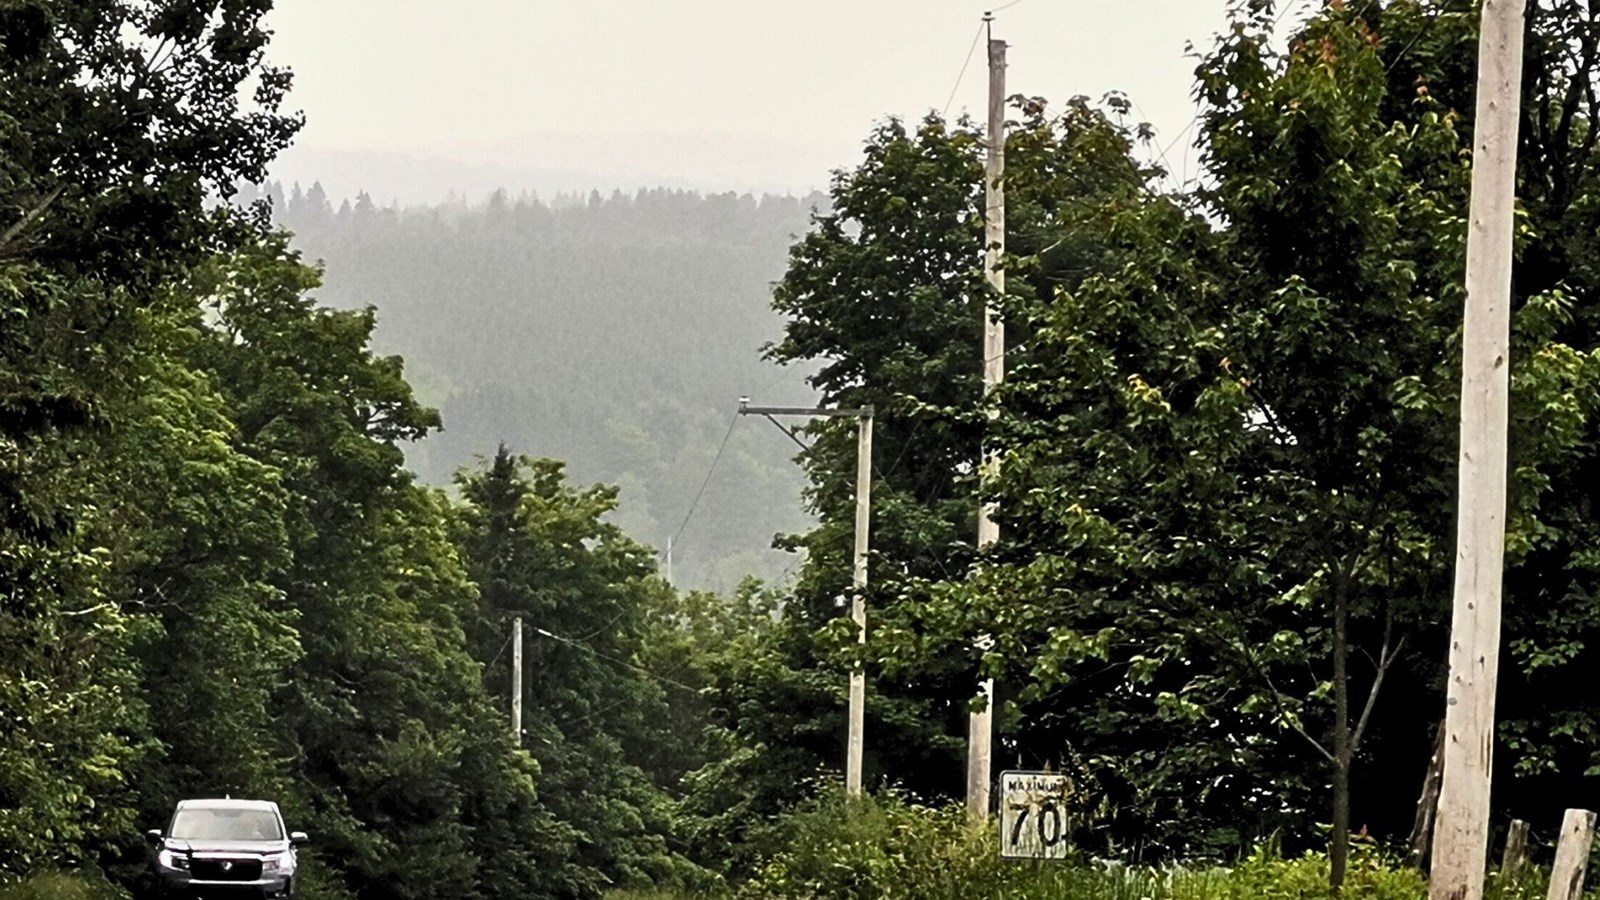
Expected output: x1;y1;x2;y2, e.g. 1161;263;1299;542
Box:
744;101;1163;835
738;790;1011;900
0;872;124;900
759;1;1600;887
1;0;299;881
0;0;299;279
669;587;847;878
17;0;1600;897
454;448;713;897
727;790;1433;900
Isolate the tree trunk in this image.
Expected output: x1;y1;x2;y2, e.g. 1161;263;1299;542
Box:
1331;575;1352;893
1406;721;1446;869
1332;754;1351;891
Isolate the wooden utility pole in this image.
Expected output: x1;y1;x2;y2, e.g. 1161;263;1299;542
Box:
739;400;874;798
1429;1;1527;898
849;413;873;799
512;616;524;746
967;19;1005;824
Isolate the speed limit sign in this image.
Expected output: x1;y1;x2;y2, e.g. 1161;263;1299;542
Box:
999;770;1072;859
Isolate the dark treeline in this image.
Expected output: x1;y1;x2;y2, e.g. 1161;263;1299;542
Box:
240;182;829;592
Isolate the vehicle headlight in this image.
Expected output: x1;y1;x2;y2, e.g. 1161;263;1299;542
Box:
262;851;293;872
157;849;189;871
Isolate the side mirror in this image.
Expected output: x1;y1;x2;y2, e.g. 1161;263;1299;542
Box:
289;832;308;845
145;829;163;845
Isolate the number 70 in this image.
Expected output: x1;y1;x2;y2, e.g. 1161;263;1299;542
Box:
1008;800;1064;848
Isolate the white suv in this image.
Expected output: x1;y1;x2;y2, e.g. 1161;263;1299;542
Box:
147;798;307;898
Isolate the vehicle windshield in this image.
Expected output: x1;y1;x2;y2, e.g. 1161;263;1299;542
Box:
169;808;283;841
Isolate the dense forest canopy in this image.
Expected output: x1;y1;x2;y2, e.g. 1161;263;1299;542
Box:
241;182;830;592
10;1;1600;899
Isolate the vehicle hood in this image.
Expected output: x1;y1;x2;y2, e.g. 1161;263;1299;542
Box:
162;838;289;854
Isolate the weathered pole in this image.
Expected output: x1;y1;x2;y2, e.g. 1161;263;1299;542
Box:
511;616;524;746
739;401;874;798
1547;810;1597;900
967;20;1006;825
1428;1;1528;897
848;412;873;799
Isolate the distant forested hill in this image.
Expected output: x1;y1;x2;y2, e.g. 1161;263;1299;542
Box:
249;182;827;590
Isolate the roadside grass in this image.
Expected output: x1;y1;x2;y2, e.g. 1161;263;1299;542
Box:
609;789;1584;900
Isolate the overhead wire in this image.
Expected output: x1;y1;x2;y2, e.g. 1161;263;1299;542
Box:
943;19;989;118
527;623;701;695
1385;0;1465;75
1134;99;1186;191
482;627;514;676
499;616;706;736
1275;0;1315;30
1134;0;1308;187
1136;0;1401;194
660;411;738;563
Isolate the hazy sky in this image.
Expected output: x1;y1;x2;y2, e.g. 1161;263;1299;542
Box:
265;0;1319;202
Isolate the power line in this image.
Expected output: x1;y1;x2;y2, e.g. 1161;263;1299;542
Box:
1385;0;1465;76
752;362;802;398
1134;99;1185;191
943;19;988;118
661;411;738;562
1133;0;1387;194
1144;0;1326;192
483;627;514;675
1156;116;1201;176
1275;0;1312;29
527;623;701;695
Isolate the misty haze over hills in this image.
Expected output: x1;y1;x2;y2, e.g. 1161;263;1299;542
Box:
247;180;830;590
270;130;857;206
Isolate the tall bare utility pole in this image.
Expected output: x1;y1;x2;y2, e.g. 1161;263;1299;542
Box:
512;616;524;746
739;400;874;798
967;17;1005;824
849;411;873;798
1429;1;1527;898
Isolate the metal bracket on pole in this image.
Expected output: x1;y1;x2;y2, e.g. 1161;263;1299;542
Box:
738;397;873;419
739;398;874;798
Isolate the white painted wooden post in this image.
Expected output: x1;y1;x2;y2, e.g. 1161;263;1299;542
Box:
1546;809;1596;900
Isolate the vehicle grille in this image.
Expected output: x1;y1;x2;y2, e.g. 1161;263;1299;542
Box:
190;858;263;881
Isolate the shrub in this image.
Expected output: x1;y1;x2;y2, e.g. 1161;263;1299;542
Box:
734;788;1438;900
737;787;1019;900
661;785;1588;900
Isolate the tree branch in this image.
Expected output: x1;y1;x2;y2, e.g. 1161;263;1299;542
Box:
1261;662;1336;763
1211;606;1336;764
0;185;66;257
1352;521;1410;752
1352;630;1404;752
